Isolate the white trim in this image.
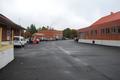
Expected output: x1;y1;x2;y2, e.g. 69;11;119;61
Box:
78;39;120;47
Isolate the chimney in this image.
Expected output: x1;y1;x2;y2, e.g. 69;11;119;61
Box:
110;12;114;15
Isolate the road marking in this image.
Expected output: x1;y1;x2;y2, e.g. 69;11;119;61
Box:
63;70;71;74
58;46;71;55
74;58;89;66
58;46;89;66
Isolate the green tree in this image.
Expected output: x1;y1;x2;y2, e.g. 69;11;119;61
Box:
63;28;78;39
63;28;72;38
71;29;78;39
41;26;48;30
30;24;37;34
25;24;37;37
26;26;31;32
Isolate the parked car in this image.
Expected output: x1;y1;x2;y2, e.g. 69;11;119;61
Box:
32;38;40;44
14;36;26;47
25;38;29;43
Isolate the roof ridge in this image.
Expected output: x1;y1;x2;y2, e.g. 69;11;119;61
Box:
0;14;25;29
91;11;120;26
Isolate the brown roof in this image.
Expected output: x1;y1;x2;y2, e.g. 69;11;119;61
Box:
36;30;63;37
91;11;120;27
0;14;25;30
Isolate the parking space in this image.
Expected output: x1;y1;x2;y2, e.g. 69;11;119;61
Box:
0;40;120;80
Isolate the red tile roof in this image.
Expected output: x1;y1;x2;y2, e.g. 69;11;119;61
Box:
91;11;120;27
33;30;63;39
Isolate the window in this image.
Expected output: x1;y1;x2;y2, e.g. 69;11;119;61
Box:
118;29;120;33
111;27;116;33
111;27;120;34
113;28;116;33
14;37;19;41
91;30;97;35
111;28;114;33
118;27;120;33
106;28;110;34
108;28;110;33
95;30;97;35
91;30;93;35
101;29;105;34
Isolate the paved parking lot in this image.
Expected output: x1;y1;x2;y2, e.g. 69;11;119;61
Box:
0;40;120;80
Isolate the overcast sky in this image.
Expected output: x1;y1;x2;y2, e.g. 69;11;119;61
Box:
0;0;120;30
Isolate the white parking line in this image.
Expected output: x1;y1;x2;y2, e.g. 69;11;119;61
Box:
58;46;71;55
74;58;89;66
58;46;89;66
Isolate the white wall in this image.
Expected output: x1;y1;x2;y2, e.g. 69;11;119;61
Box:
0;48;14;69
78;39;120;47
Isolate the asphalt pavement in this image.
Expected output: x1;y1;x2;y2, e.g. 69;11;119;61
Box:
0;40;120;80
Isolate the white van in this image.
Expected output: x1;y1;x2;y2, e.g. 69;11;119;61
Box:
14;36;26;47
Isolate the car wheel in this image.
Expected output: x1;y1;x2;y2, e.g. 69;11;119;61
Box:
22;45;25;47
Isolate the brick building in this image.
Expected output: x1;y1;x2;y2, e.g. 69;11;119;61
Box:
78;11;120;47
32;30;63;41
0;14;25;41
0;14;25;69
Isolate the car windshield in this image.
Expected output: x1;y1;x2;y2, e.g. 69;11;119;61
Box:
14;37;19;41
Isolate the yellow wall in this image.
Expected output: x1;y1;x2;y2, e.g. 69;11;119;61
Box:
0;27;14;50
